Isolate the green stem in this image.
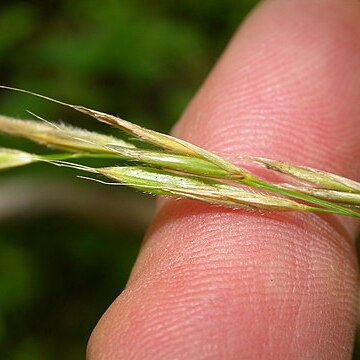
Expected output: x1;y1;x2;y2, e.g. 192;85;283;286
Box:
37;152;126;161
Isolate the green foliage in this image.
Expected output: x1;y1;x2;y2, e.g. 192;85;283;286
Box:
0;0;258;129
0;216;141;359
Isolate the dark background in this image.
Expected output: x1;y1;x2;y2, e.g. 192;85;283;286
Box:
0;1;359;359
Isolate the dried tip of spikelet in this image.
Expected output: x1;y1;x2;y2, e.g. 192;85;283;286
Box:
0;115;133;154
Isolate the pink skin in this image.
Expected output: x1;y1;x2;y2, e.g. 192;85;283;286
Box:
87;0;360;359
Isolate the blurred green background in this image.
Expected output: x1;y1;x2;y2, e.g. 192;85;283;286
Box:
1;1;359;359
0;0;259;358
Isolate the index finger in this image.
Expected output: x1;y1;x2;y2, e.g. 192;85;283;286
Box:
88;1;360;359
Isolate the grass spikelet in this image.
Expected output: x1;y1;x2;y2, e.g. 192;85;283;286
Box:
0;148;37;169
282;185;360;207
1;85;360;220
55;104;249;177
0;86;250;178
244;156;360;193
106;145;230;178
90;166;321;212
0;115;133;154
